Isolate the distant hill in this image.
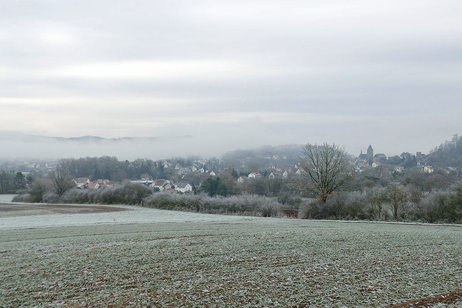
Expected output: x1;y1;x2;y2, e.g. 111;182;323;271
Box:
0;131;196;160
0;131;191;143
54;135;163;143
222;144;304;171
426;134;462;168
223;144;303;159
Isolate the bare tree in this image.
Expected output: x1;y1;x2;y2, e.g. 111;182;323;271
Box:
50;161;74;196
299;143;353;202
389;184;407;219
368;186;387;219
29;179;52;202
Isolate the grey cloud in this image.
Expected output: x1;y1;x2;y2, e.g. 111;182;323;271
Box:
1;0;462;158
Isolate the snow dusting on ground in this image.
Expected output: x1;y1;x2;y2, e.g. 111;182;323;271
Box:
0;197;261;230
0;194;14;203
2;195;462;307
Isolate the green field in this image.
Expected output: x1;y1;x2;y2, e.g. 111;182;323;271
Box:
1;204;462;307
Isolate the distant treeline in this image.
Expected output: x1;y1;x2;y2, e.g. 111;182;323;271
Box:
222;144;303;170
57;156;164;181
8;136;462;223
13;181;152;205
13;179;462;223
426;134;462;168
13;182;286;218
0;171;30;194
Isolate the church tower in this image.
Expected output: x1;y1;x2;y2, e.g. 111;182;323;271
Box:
367;145;373;166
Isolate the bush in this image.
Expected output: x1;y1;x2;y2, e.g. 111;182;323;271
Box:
142;193;284;217
42;192;61;203
304;196;345;220
13;182;153;205
304;192;372;220
301;187;462;223
61;182;154;205
12;194;30;202
29;181;52;203
418;188;462;223
11;178;462;223
343;192;371;220
277;193;303;208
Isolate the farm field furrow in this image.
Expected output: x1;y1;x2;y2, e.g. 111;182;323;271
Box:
1;204;462;307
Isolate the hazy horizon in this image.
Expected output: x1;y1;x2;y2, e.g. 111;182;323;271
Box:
1;1;461;159
0;130;447;161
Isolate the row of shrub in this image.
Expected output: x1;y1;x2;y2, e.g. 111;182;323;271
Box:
142;193;285;217
12;182;287;217
413;186;462;223
13;181;462;222
13;182;153;205
304;192;377;220
303;186;462;223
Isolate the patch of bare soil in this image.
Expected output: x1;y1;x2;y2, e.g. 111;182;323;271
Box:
0;203;130;217
385;289;462;307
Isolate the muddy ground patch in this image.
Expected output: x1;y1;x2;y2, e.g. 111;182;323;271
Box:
0;203;130;217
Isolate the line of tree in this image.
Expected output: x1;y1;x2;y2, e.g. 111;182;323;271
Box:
297;142;462;222
0;171;30;193
9;137;462;223
56;156;162;181
426;134;462;168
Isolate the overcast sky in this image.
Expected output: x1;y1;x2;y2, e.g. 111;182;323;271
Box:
1;0;461;159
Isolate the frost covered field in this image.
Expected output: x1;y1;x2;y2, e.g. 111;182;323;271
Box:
1;200;462;307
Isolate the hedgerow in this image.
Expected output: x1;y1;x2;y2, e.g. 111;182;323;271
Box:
12;181;462;222
142;193;285;217
13;182;152;205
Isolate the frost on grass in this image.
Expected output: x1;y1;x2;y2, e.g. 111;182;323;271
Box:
1;216;462;307
0;204;260;230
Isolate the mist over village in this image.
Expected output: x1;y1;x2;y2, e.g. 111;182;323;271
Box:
2;0;462;307
2;134;462;221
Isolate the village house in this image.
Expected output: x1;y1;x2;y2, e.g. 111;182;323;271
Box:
97;179;114;187
87;182;100;189
152;179;171;191
248;172;262;179
374;153;387;162
131;180;154;186
176;182;193;193
197;158;208;165
423;165;434;173
72;177;90;189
